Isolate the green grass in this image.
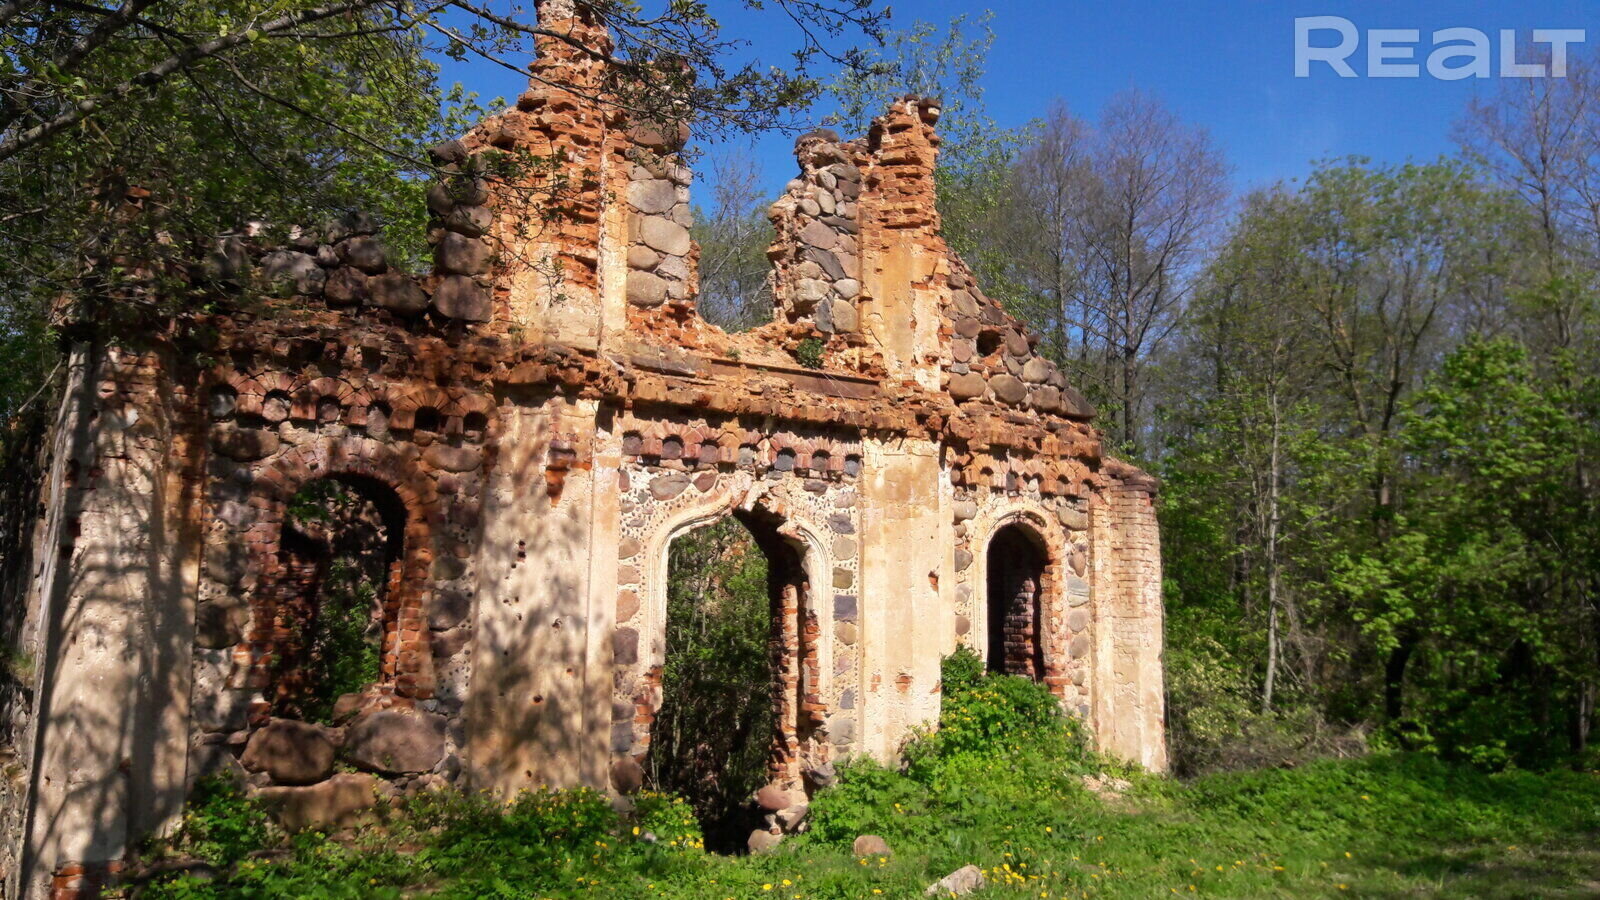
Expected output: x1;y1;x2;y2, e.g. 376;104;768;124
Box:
134;655;1600;899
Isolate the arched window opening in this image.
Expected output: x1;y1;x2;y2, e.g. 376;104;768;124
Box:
774;447;797;472
648;510;813;853
366;402;393;439
207;385;237;420
413;407;442;434
272;475;406;722
316;396;342;425
263;390;291;423
986;523;1046;679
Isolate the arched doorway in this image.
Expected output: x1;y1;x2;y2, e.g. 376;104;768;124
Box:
985;523;1047;679
647;507;815;852
269;475;407;721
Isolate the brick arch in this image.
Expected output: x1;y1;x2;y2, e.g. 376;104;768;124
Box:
214;370;505;441
365;384;500;439
244;440;439;702
633;483;835;794
985;522;1047;678
971;504;1072;697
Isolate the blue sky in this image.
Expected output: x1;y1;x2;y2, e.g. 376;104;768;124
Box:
437;1;1596;196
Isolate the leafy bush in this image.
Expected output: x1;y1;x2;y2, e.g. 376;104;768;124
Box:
944;654;1072;750
631;791;705;852
807;649;1100;858
904;646;1087;767
162;776;275;868
429;786;618;873
793;337;825;368
133;651;1600;898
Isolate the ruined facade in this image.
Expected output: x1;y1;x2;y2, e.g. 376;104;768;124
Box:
1;3;1165;896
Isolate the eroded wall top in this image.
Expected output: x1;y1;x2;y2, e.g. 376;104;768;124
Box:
70;0;1145;505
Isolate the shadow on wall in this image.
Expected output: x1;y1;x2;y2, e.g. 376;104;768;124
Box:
21;343;205;895
464;395;598;793
0;393;54;885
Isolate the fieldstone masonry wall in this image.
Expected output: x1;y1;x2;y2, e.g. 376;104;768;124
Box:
1;2;1166;895
768;129;864;335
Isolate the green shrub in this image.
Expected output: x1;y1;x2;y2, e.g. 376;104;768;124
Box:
132;650;1600;898
807;649;1100;858
793;337;824;368
631;790;705;851
903;646;1088;768
802;756;941;847
940;642;986;693
164;776;275;867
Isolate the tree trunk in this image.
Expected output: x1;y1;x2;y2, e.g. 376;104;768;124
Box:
1261;392;1282;714
1383;629;1419;722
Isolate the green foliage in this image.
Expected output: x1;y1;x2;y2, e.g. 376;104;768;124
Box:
136;710;1600;899
631;791;707;853
0;0;890;453
940;643;986;694
429;786;619;870
651;518;773;847
282;480;387;722
301;560;382;723
162;776;276;868
1329;336;1599;766
794;337;825;369
1155;154;1600;772
905;647;1079;763
807;651;1099;866
0;1;446;453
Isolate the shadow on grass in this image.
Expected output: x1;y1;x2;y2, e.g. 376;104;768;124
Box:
1361;835;1600;899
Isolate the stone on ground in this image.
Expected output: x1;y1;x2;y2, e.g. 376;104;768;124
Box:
924;864;985;896
852;834;892;857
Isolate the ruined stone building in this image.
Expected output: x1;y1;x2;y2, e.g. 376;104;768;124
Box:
0;3;1165;895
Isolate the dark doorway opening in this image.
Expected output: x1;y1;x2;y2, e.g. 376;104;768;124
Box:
986;523;1046;679
272;475;405;721
648;510;810;853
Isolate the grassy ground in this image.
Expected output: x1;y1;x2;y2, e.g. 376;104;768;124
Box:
135;658;1600;899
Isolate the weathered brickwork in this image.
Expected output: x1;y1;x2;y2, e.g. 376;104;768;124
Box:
2;2;1165;895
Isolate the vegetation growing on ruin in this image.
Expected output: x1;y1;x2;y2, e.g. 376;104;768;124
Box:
132;650;1600;898
651;518;775;851
7;3;1600;895
282;480;389;723
794;337;826;369
1;0;1590;781
0;0;890;458
299;561;384;724
826;14;1600;776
